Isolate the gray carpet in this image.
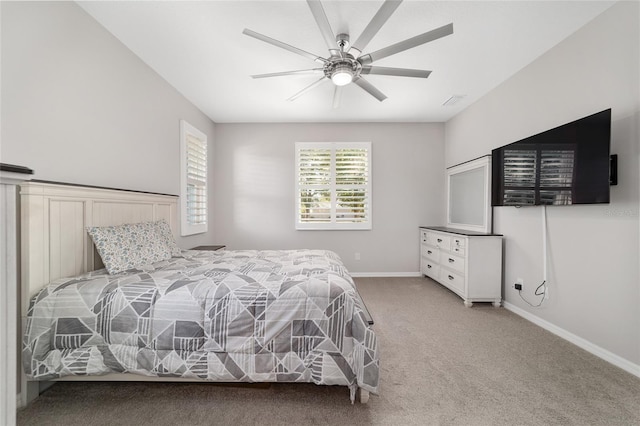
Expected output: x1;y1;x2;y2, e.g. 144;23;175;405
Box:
17;277;640;426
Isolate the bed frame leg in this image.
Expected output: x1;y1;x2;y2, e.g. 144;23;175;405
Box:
359;388;370;404
22;380;40;406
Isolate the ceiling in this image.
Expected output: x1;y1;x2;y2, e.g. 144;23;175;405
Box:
77;1;614;123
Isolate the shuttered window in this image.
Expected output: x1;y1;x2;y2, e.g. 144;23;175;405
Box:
180;120;208;235
296;142;371;230
500;144;576;206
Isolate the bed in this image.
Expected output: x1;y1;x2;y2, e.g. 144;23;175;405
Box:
20;182;379;404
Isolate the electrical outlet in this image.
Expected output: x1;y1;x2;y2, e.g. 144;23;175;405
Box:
354;252;361;261
513;278;523;290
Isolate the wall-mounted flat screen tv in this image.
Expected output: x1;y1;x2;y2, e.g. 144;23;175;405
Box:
492;109;612;206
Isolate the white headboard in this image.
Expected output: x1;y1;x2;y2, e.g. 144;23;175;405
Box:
20;181;178;309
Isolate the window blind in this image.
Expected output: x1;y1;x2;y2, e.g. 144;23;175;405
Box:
180;120;208;236
186;134;207;226
296;142;371;230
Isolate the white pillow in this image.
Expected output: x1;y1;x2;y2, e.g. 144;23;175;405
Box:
87;221;173;274
153;219;182;257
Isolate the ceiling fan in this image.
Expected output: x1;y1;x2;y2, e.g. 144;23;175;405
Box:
242;0;453;108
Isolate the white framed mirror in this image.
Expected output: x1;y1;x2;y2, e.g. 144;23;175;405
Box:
446;156;492;233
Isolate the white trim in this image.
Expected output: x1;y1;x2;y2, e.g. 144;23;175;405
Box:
350;272;422;278
504;302;640;378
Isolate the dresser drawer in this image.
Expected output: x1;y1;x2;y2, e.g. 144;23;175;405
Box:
440;269;465;294
421;245;439;262
451;245;465;256
451;236;466;255
452;236;466;248
440;252;465;274
422;260;439;280
426;232;451;249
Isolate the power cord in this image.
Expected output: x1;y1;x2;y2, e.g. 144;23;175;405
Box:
518;280;547;307
517;205;549;308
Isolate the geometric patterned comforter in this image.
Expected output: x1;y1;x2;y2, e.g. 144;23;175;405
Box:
23;249;379;402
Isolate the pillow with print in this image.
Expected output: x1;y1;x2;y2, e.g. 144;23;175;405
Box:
87;221;172;274
153;219;182;257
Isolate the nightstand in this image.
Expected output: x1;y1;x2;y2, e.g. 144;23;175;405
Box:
191;245;226;251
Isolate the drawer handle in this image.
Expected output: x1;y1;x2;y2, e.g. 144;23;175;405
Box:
427;250;432;254
448;258;455;263
448;275;454;280
427;265;432;269
437;238;443;243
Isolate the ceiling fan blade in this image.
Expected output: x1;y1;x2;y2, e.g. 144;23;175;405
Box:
353;77;387;102
287;77;327;101
307;0;340;56
251;69;324;79
358;22;453;65
243;28;328;64
350;0;402;57
332;86;343;109
360;66;431;79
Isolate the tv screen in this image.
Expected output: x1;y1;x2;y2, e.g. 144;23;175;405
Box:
492;109;611;206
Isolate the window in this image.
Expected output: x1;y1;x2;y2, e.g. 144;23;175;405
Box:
296;142;371;230
180;120;207;235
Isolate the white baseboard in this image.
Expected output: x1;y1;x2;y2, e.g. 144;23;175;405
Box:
350;272;422;278
503;301;640;378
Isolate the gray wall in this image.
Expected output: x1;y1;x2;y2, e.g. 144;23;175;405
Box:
214;122;445;274
445;2;639;366
0;1;216;248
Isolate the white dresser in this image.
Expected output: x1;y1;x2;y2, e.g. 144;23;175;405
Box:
420;226;503;307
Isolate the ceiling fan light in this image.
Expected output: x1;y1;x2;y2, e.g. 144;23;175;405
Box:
332;71;353;86
331;63;354;86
